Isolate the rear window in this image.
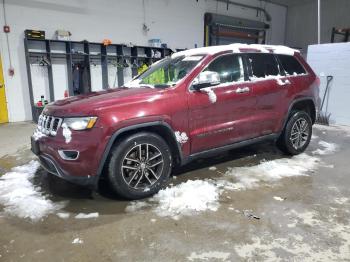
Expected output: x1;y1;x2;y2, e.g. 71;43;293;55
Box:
277;55;306;75
247;53;280;78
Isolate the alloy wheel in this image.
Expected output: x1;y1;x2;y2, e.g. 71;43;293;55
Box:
290;118;309;150
121;143;164;190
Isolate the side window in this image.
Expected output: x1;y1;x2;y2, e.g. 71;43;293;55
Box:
204;54;244;84
277;55;306;75
248;53;280;78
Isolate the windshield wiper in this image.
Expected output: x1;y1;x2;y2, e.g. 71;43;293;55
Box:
139;84;154;88
154;84;170;88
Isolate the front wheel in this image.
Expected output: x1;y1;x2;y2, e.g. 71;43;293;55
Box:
108;132;172;199
277;111;312;155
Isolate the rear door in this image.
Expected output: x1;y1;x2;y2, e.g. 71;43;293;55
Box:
188;54;257;153
246;53;289;135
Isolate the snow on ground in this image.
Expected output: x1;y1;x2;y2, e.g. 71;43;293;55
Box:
218;153;320;191
126;153;321;219
72;238;83;244
153;180;220;219
75;212;99;219
187;251;231;261
57;212;70;219
234;208;350;261
0;161;66;221
312;141;338;155
273;196;285;201
126;180;220;220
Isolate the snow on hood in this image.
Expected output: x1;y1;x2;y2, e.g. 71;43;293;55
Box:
0;161;66;221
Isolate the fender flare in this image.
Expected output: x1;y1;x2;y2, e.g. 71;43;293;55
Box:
281;97;316;130
96;121;184;178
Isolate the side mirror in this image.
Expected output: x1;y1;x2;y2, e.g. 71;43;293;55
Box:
192;71;220;90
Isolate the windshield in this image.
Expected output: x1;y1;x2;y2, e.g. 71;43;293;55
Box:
124;55;205;88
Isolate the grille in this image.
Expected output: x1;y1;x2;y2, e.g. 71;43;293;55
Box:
37;114;62;136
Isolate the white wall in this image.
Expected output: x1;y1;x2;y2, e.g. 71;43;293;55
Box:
307;42;350;125
0;0;286;122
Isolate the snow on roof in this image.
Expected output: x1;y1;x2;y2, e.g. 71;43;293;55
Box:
172;44;299;58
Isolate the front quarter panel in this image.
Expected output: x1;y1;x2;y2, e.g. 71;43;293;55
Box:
95;87;191;160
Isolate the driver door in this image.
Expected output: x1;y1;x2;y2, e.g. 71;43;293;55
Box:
188;54;257;154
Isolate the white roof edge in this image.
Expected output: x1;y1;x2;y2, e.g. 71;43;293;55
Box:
172;44;300;58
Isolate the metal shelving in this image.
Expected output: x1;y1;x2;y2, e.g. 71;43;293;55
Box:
24;37;178;121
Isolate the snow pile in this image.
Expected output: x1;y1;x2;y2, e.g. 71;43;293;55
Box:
152;180;220;219
312;141;338;155
57;212;70;219
175;131;189;144
125;201;151;213
61;123;72;144
72;238;83;244
0;161;66;221
273;196;285;201
75;212;99;219
220;153;319;190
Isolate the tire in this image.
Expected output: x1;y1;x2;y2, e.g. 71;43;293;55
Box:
277;111;312;155
108;132;172;199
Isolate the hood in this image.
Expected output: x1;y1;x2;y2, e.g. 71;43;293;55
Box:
43;87;164;117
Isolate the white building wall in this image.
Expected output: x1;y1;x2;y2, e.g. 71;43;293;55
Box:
307;42;350;125
0;0;286;122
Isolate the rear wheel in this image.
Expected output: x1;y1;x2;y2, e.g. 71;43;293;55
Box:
108;132;172;199
277;111;312;155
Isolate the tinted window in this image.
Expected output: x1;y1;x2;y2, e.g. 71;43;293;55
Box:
277;55;306;75
204;55;244;84
248;53;279;78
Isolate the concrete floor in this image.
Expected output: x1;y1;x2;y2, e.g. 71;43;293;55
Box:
0;122;350;261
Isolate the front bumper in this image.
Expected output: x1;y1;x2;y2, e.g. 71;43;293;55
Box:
37;153;98;188
30;127;107;189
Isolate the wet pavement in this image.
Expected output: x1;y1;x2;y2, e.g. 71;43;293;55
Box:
0;124;350;261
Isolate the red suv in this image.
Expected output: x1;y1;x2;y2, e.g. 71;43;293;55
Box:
31;44;320;199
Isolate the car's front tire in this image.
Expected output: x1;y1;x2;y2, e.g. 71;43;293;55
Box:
108;132;172;199
277;111;312;155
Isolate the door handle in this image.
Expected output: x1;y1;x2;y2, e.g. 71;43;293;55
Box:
0;84;3;88
235;87;250;94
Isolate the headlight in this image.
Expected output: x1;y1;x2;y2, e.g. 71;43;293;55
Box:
63;117;98;131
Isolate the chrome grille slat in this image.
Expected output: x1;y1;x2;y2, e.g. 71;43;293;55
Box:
36;114;62;137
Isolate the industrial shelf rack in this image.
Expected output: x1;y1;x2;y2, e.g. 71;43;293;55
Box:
24;37;180;121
